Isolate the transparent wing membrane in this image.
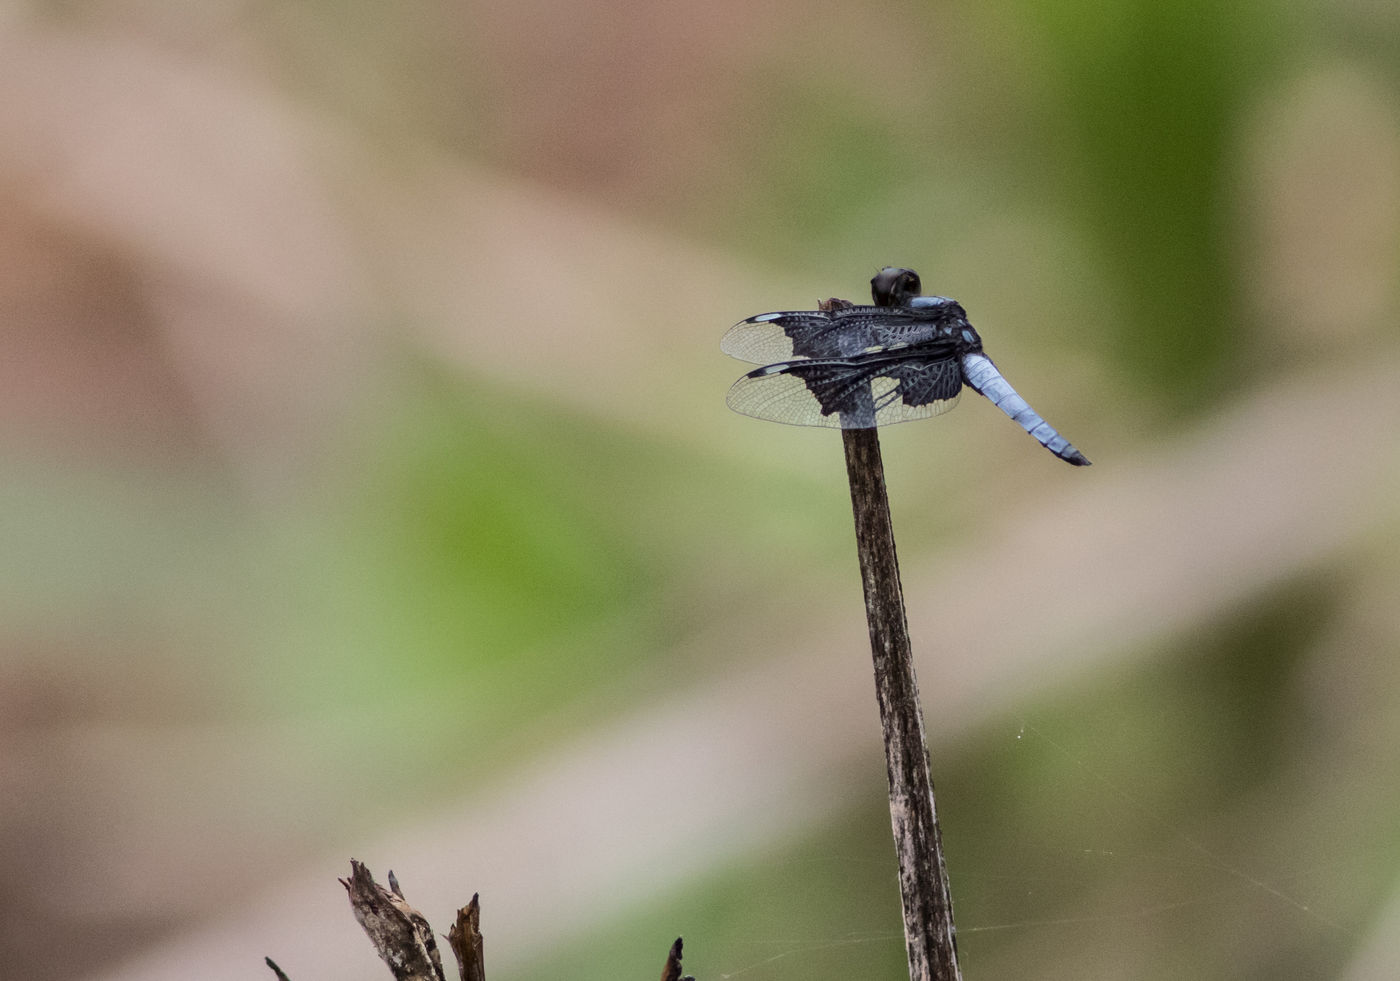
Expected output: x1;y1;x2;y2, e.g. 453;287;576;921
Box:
726;357;963;430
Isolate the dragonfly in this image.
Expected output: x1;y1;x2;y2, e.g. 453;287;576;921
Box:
722;267;1091;466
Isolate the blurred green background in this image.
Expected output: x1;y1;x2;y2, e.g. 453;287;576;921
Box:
3;2;1399;980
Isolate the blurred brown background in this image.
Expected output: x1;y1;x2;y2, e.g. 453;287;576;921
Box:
2;2;1398;980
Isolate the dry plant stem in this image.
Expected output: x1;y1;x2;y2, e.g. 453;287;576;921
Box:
342;860;447;981
842;427;962;981
276;863;679;979
447;894;486;981
660;937;694;981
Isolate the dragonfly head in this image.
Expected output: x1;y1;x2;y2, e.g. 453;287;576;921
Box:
871;267;922;307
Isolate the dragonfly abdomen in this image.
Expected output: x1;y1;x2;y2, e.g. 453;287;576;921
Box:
960;353;1091;466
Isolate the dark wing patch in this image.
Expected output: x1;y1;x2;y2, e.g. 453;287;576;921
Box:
726;354;964;429
721;307;942;364
721;312;843;364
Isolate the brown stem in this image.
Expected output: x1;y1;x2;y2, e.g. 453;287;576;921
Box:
842;427;961;981
447;894;485;981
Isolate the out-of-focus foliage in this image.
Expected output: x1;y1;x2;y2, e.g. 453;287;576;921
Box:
1008;0;1293;402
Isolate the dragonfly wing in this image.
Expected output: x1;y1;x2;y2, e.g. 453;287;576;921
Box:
721;312;841;364
960;353;1091;465
727;355;964;429
721;307;938;363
